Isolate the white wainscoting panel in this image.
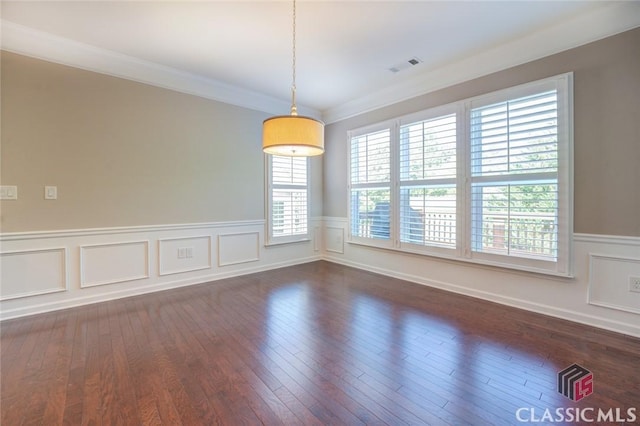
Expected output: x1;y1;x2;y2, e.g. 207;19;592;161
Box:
218;232;260;267
0;220;321;320
325;226;345;254
159;236;212;276
1;217;637;337
0;248;67;300
588;254;640;314
80;241;150;288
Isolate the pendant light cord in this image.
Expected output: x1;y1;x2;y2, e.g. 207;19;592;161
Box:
290;0;298;116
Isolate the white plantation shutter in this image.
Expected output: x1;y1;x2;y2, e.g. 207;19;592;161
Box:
272;155;307;185
268;155;309;243
349;127;392;241
350;129;391;185
470;91;558;176
346;74;571;275
399;113;457;248
470;90;559;261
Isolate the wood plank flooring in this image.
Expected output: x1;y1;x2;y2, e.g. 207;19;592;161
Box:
2;261;639;425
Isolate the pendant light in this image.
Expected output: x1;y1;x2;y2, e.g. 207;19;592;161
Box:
262;0;324;157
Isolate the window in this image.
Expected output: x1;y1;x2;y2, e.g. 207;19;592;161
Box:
348;74;573;275
267;155;310;244
400;112;457;249
349;127;391;241
470;90;560;262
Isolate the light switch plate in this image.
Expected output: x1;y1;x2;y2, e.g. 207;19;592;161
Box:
0;185;18;200
45;186;58;200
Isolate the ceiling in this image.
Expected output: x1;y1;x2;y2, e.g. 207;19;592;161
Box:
2;1;640;122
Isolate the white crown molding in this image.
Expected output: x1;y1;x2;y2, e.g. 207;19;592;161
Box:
0;20;321;119
322;1;640;124
1;2;638;124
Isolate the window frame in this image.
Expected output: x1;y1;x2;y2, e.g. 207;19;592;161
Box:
397;104;464;258
265;154;311;246
347;73;573;276
347;121;395;249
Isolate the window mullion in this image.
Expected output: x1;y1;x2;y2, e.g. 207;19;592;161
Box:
459;102;471;258
390;120;400;248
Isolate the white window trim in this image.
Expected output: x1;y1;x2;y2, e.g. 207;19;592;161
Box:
347;73;574;277
347;120;396;250
398;103;463;258
265;155;311;246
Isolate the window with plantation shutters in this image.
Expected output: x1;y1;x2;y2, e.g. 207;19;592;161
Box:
267;155;309;244
470;90;560;262
349;127;392;242
399;113;457;249
347;73;573;276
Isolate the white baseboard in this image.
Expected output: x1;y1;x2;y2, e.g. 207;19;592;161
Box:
321;218;640;338
0;255;321;320
324;255;640;338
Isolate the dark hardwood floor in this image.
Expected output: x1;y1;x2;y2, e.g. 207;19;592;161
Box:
2;261;639;425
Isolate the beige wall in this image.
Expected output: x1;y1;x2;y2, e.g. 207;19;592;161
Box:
0;51;322;232
323;28;640;237
2;28;638;236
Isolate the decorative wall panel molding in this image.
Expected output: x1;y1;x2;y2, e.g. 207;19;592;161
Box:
0;220;320;320
80;241;150;288
0;248;67;300
217;232;260;267
159;236;212;276
588;254;640;314
3;218;637;338
325;226;345;254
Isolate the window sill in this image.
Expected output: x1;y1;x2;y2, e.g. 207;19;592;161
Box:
347;239;573;279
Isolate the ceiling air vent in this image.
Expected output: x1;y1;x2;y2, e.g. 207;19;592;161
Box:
388;57;423;73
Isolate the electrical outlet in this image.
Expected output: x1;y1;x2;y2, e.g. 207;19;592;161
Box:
177;247;193;259
0;185;18;200
44;186;57;200
630;276;640;293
